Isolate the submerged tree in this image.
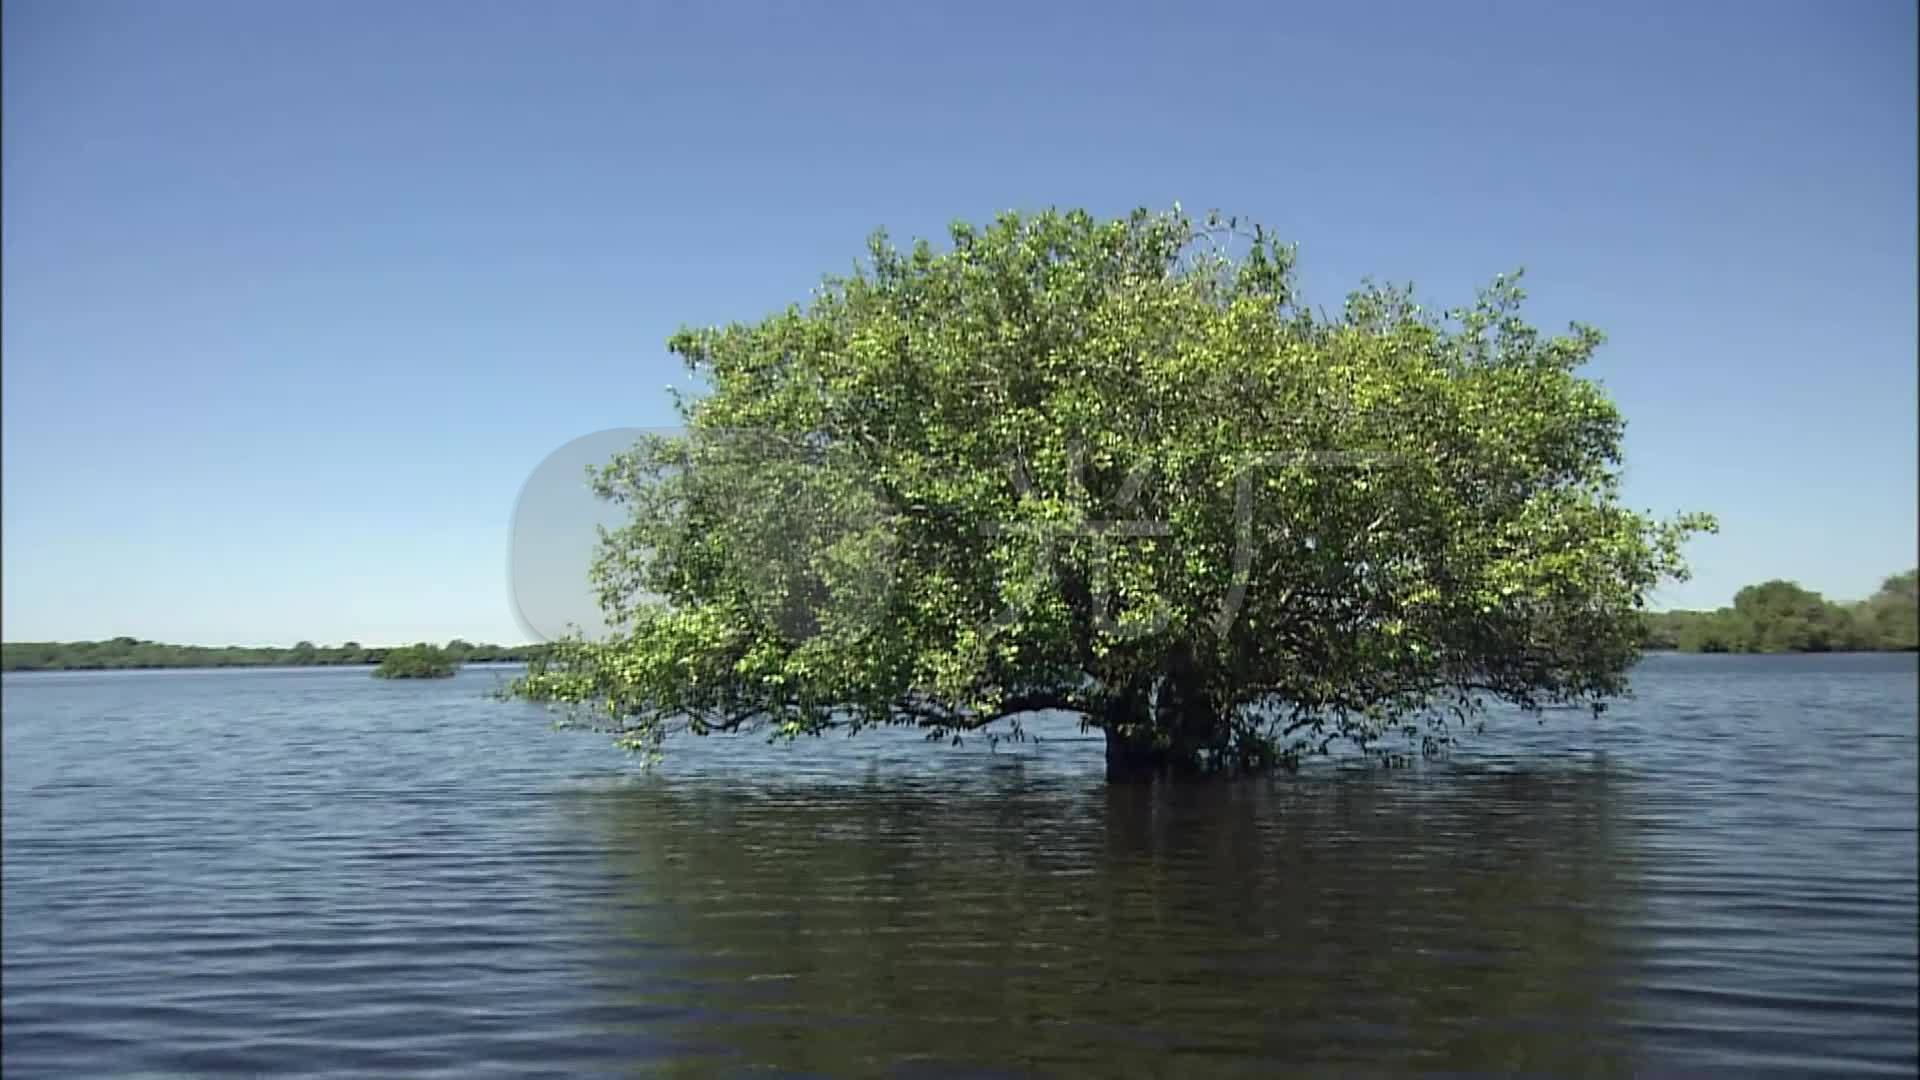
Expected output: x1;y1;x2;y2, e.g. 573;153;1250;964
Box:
511;207;1712;777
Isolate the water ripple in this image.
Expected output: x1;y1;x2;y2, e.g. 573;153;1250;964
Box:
4;654;1916;1076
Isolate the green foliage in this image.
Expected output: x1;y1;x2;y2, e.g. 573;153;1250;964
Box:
1;639;552;672
1856;570;1920;651
511;206;1713;772
1643;570;1919;653
372;643;458;679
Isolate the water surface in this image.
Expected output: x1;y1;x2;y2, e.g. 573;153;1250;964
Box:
4;654;1916;1076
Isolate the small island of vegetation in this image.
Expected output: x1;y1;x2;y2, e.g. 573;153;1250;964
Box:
372;643;459;679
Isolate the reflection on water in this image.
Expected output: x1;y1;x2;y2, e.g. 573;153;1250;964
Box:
576;766;1645;1076
2;655;1915;1076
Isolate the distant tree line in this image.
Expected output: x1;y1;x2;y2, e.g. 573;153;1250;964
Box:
8;571;1910;673
0;638;554;672
1642;570;1917;653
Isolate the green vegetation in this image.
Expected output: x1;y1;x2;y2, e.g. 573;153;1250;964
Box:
372;643;458;679
512;206;1711;777
1642;570;1918;653
1;638;550;672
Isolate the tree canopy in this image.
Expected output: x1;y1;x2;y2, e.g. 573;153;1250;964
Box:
1642;570;1918;653
511;206;1712;775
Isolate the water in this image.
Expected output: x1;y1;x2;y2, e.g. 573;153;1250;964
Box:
3;654;1915;1077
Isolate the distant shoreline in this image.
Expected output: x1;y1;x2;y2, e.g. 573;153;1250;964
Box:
1640;635;1916;655
9;637;1913;675
9;648;1912;677
1;639;551;674
2;661;533;675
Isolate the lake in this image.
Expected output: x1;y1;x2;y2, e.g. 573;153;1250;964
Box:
3;653;1915;1076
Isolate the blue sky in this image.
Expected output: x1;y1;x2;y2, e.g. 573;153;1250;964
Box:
3;0;1914;647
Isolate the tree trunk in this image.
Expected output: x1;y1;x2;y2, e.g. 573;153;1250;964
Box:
1103;725;1209;780
1100;666;1224;781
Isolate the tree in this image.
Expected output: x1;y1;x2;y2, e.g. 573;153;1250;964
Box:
1673;609;1753;653
1855;570;1919;651
510;207;1712;777
1728;580;1852;652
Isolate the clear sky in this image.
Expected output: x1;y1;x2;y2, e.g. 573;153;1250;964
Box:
3;0;1914;647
